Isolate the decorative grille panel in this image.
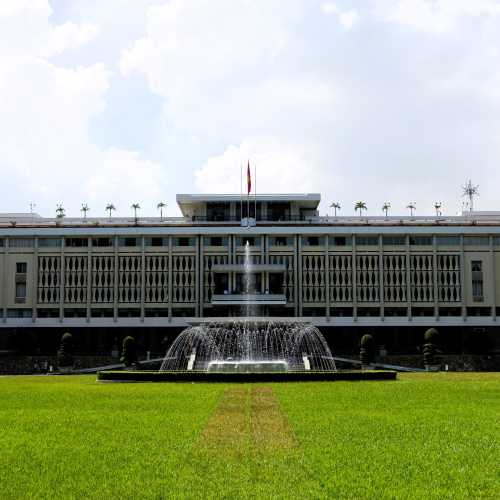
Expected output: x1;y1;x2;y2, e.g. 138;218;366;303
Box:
64;256;87;303
269;255;294;302
410;255;433;302
38;256;61;303
172;255;196;303
438;255;461;302
119;256;141;303
329;255;352;302
302;255;326;303
145;255;169;303
356;255;379;302
383;255;407;302
203;254;228;303
92;256;114;303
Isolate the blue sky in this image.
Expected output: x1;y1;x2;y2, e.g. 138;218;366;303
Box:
1;0;500;217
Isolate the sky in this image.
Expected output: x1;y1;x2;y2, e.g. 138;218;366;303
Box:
1;0;500;218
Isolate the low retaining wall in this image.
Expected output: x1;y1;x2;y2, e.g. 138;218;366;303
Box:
97;370;397;383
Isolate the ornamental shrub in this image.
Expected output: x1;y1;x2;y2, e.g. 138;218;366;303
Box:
360;334;376;365
423;328;439;365
121;336;138;367
57;332;74;367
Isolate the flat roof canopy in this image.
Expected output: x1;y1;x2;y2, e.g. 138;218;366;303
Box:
176;193;321;217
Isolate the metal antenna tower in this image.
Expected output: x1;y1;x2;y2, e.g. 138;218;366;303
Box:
462;180;479;212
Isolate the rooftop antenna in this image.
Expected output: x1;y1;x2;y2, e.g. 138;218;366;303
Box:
29;203;36;222
462;180;479;212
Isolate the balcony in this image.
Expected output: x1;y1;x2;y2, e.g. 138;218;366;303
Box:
211;294;286;305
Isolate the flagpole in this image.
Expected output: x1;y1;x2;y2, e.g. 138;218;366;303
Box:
247;160;250;227
254;162;257;224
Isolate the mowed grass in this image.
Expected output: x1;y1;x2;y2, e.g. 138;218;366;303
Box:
0;373;498;499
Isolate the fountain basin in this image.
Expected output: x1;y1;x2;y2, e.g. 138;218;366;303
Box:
207;360;288;373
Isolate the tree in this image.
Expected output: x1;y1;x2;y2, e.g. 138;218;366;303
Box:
81;203;90;219
57;332;74;368
407;202;416;217
121;336;138;367
434;202;442;217
157;202;167;221
131;203;141;223
382;202;391;217
354;201;367;217
462;180;479;212
423;328;440;367
105;203;116;219
330;202;341;217
55;204;65;219
360;334;376;366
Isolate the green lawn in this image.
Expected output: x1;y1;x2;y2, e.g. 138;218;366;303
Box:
0;373;498;499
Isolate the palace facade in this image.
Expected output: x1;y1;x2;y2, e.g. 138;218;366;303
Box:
1;193;499;354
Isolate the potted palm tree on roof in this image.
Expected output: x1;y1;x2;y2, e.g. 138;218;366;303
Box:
131;203;141;224
355;201;367;217
105;203;116;219
382;202;391;217
157;202;167;221
407;202;416;217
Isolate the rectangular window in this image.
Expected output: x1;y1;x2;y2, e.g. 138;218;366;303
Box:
302;236;324;246
331;236;352;246
471;260;483;302
436;236;459;246
204;236;227;247
7;308;31;318
270;236;291;246
9;238;34;248
92;237;114;247
356;236;379;246
16;262;27;274
145;237;167;247
175;237;194;247
236;236;261;247
39;238;62;248
383;236;406;246
464;236;489;246
119;237;140;247
410;236;433;246
0;239;4;247
65;238;88;248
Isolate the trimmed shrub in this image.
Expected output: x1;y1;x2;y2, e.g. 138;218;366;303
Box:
423;328;440;366
360;334;376;365
121;336;138;367
57;332;74;368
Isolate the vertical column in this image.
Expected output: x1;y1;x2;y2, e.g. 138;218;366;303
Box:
140;236;146;322
432;235;439;321
460;235;466;321
113;236;119;322
379;234;384;321
406;235;412;321
262;235;268;293
196;235;203;317
168;236;173;321
59;239;65;323
490;235;496;321
86;237;92;323
2;238;9;323
325;234;330;320
295;235;301;317
32;237;39;323
352;235;357;321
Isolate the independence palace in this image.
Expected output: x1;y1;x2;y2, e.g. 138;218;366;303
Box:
1;193;499;355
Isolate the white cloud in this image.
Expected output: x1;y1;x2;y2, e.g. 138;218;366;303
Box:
0;0;165;216
195;137;331;195
322;2;359;30
43;22;100;56
377;0;500;33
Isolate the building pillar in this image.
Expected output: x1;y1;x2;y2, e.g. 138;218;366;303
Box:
379;234;384;321
460;235;467;321
59;239;65;323
167;236;173;321
490;235;496;320
86;237;92;323
432;235;439;321
32;237;39;323
406;234;412;321
113;236;119;322
2;238;9;323
352;235;357;321
325;234;330;320
140;236;146;322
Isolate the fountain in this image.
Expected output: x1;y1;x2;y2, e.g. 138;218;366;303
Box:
159;319;337;373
